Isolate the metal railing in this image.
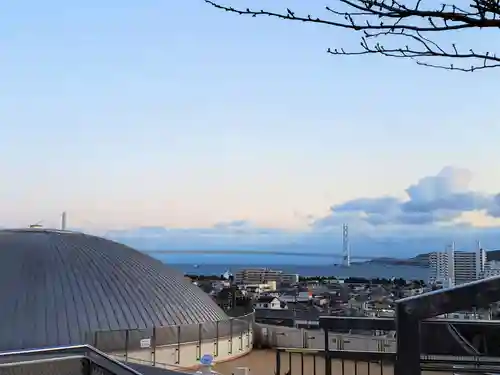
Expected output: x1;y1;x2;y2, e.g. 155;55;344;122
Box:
0;344;149;375
275;348;395;375
87;313;254;365
275;348;500;375
275;275;500;375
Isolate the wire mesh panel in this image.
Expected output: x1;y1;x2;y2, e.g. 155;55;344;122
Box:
243;313;255;325
94;330;127;352
201;320;218;340
240;313;253;349
200;320;219;358
155;325;179;346
88;312;254;363
218;319;233;339
179;322;200;344
84;331;96;346
232;316;249;336
127;328;154;351
247;314;254;348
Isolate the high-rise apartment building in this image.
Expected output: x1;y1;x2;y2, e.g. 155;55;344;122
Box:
476;244;487;279
429;250;452;286
454;248;486;284
428;242;486;286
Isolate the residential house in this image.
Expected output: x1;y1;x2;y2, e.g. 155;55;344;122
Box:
254;296;287;310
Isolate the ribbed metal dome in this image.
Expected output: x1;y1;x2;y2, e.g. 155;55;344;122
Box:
0;229;228;351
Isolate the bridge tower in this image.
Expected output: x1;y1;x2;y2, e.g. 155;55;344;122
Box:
61;211;67;231
342;223;351;267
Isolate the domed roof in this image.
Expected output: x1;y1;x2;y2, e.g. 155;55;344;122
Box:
0;229;228;351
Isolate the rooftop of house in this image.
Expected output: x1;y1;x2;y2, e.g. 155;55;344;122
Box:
254;307;321;321
255;295;278;303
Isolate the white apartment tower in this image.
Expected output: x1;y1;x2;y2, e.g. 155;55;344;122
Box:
447;241;455;288
429;241;486;287
429;251;451;286
475;241;486;279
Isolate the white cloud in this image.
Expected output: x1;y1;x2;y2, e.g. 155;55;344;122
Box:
68;166;500;257
313;166;499;228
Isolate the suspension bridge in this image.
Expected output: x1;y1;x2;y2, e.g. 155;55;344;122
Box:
144;224;356;265
143;248;369;260
28;213;356;266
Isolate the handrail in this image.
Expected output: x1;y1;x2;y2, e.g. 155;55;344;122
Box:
0;355;84;367
0;344;90;357
275;347;325;354
0;344;144;375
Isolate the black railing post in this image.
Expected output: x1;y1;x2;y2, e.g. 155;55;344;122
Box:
229;318;233;354
152;327;156;366
215;320;219;357
197;323;202;360
395;301;420;375
239;325;243;351
323;326;330;375
125;330;129;362
81;358;92;375
176;325;181;364
276;349;281;375
247;317;251;348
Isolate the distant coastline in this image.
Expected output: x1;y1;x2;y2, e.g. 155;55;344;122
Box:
361;249;500;267
358;254;428;267
169;262;429;279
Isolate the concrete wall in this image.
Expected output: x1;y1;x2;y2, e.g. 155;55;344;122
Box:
111;328;254;370
255;324;396;352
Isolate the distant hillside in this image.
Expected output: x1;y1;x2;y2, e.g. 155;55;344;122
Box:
366;255;428;266
367;249;500;267
411;253;430;265
487;250;500;261
412;250;500;263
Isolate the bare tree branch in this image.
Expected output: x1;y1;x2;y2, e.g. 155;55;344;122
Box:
204;0;500;72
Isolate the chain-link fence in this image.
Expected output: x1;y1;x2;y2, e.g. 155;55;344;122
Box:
87;312;254;355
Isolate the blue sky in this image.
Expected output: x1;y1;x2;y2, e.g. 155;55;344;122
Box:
1;1;499;256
